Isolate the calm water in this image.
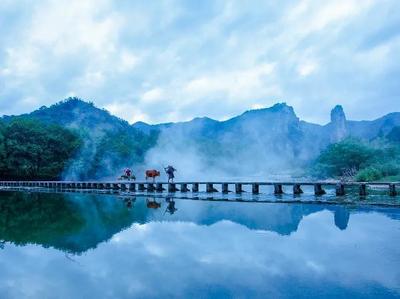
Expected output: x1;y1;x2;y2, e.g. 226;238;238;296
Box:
0;190;399;299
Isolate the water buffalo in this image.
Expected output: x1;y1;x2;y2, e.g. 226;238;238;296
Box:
145;169;160;182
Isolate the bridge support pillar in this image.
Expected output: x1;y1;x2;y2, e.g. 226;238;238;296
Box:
129;183;136;192
389;184;397;196
206;183;217;193
235;183;243;194
314;183;326;196
192;183;199;192
336;183;345;196
138;183;146;192
180;183;190;192
156;183;165;192
168;183;178;193
252;183;259;194
120;183;127;191
293;184;303;195
359;184;367;196
274;184;283;195
222;183;230;193
147;183;155;192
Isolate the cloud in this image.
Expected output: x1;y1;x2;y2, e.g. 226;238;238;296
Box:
0;0;399;123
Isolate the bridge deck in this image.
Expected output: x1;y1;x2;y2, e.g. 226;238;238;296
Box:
0;180;399;197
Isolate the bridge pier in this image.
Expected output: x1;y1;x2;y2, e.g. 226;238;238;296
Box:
293;184;303;195
156;183;165;192
138;183;146;192
252;183;259;194
359;184;367;196
389;184;396;196
222;183;230;193
336;183;345;196
168;183;179;193
206;183;218;193
314;183;326;196
180;183;190;192
129;183;136;192
274;184;283;195
235;183;243;194
147;183;155;192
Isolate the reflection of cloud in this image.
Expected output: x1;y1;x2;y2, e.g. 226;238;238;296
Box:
0;210;399;298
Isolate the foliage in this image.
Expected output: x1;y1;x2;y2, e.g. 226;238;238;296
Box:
312;138;375;177
387;126;400;142
0;118;82;180
312;137;400;181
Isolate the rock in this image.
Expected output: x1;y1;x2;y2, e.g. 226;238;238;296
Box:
330;105;347;142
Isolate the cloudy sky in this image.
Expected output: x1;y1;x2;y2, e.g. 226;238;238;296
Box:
0;0;399;124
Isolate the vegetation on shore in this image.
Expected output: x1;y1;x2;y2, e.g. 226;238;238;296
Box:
0;119;81;180
311;128;400;181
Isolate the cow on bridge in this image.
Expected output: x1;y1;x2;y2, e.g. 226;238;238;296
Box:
145;169;160;182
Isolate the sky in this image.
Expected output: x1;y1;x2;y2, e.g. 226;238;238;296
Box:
0;0;399;125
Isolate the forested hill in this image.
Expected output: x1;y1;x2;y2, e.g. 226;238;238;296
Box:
1;97;399;181
1;98;158;180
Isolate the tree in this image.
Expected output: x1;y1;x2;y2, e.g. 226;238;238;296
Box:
0;118;82;180
313;138;375;177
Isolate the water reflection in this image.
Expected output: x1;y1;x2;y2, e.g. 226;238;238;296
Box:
0;191;399;298
1;191;399;253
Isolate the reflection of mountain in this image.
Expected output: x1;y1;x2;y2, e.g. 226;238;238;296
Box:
156;200;352;235
1;191;398;254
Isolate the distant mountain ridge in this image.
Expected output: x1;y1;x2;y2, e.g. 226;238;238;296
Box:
2;98;399;179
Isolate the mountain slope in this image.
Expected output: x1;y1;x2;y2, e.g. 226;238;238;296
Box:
2;98;158;180
2;98;399;180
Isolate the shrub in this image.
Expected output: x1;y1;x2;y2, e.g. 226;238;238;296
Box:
356;166;383;181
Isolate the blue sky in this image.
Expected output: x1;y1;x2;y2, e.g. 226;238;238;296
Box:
0;0;399;124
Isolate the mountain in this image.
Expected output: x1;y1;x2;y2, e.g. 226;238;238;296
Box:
138;102;400;179
2;98;159;180
8;98;130;134
2;98;399;180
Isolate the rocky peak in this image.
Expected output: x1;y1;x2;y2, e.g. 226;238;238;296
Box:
330;105;346;123
329;105;347;142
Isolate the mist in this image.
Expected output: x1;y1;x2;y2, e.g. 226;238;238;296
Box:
142;113;310;182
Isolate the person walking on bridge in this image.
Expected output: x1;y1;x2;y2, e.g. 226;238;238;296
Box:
164;165;177;183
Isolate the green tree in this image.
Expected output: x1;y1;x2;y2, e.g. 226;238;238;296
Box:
0;119;82;180
313;138;375;177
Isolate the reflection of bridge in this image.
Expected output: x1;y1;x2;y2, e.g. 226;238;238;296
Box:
0;181;398;197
